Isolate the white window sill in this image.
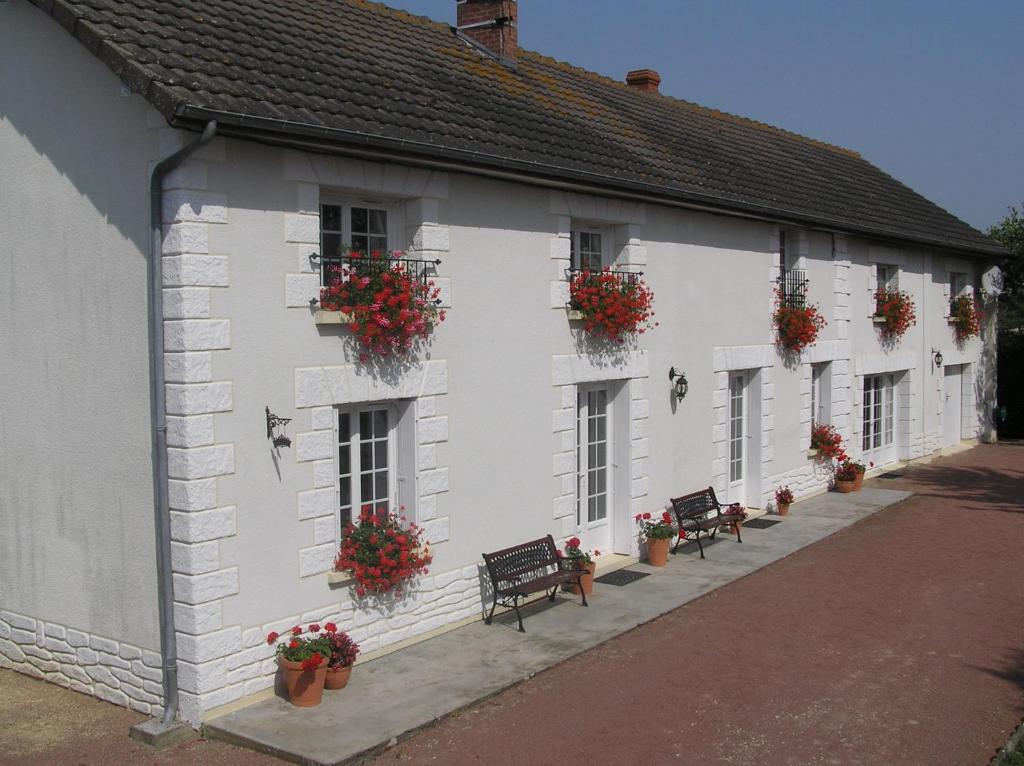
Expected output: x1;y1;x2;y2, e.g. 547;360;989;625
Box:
871;316;887;325
807;449;822;459
314;310;353;325
326;571;355;587
566;309;584;321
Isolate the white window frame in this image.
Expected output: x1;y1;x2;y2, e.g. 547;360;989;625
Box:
875;263;898;292
810;362;831;431
577;385;612;529
319;196;404;284
728;373;746;486
862;374;896;454
570;224;613;272
334;403;400;528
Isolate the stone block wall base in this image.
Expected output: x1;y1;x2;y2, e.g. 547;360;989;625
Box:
129;717;198;747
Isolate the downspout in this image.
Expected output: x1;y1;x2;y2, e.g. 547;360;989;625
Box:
148;120;218;725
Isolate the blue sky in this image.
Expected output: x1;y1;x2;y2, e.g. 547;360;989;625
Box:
383;0;1022;232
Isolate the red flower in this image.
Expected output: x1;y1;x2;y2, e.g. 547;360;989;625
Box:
309;624;321;633
266;631;279;645
291;626;302;636
325;622;337;633
642;512;652;520
301;652;324;672
289;640;300;649
567;537;581;549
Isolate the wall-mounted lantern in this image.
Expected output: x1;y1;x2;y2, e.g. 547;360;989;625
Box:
932;349;944;368
266;406;292;448
669;367;689;400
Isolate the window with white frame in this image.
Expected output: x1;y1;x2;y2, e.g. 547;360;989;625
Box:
949;272;968;314
335;405;397;527
570;226;610;271
875;263;897;291
810;363;831;430
319;200;396;285
862;374;895;452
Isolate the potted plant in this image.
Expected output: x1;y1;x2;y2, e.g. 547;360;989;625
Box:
568;268;656;343
845;459;873;491
773;288;826;354
834;460;858;493
334;505;432;599
319;248;446;362
873;286;917;342
810;424;847;462
634;511;676;567
323;624;360;690
725;503;748;535
266;624;332;707
949;294;982;343
774;486;794;516
560;537;600;596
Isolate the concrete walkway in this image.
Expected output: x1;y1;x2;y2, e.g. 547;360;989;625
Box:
206;487;910;765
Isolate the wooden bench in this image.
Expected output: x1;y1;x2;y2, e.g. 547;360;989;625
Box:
482;534;588;632
670;486;745;559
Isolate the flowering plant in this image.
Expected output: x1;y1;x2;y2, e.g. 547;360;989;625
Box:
874;286;917;341
810;424;847;461
334;505;432;598
561;537;600;568
266;624;332;670
325;627;360;670
319;248;445;361
845;458;873;475
773;289;826;353
726;503;748;522
950;294;982;343
774;486;794;506
835;460;859;482
634;510;676;540
569;269;656;343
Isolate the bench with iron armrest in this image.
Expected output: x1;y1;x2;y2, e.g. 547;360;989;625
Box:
482;534;588;632
670;486;745;559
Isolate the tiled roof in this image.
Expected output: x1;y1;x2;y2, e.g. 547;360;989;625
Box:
33;0;1003;256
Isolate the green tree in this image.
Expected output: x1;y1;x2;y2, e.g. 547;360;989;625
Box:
988;204;1024;330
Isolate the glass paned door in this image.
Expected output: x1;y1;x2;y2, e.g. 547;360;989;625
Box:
728;373;746;504
337;406;394;526
577;387;611;551
862;374;896;463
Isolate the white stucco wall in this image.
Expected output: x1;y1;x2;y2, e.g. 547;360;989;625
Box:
0;0;166;713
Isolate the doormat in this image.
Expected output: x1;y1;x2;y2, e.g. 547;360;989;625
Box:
595;569;650;587
744;518;782;529
677;536;724;554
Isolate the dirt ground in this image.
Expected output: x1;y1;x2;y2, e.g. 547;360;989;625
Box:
372;443;1024;766
0;669;276;765
2;443;1022;766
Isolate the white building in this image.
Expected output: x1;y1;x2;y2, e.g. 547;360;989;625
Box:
0;0;1003;726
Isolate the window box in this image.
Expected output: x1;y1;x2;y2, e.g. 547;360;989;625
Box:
806;448;822;459
871;315;888;325
314;310;353;325
566;308;585;321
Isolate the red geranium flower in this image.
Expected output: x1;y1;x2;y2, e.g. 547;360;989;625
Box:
266;631;279;645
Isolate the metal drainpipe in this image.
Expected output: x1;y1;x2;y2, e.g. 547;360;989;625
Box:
148;120;218;725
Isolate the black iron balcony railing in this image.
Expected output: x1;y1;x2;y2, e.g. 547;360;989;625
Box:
310;251;441;287
777;269;809;308
566;267;645;286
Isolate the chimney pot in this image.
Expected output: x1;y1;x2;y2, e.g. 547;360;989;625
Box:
626;69;661;93
456;0;518;62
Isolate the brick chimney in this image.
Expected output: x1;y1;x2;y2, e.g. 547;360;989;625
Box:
626;69;661;93
456;0;518;62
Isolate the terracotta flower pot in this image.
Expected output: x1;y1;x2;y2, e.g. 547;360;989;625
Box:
279;656;327;707
564;562;596;596
646;537;670;567
777;503;790;516
853;471;864;491
835;479;855;494
324;665;353;690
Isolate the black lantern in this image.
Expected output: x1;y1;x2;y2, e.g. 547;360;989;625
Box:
266;406;292;448
669;367;689;400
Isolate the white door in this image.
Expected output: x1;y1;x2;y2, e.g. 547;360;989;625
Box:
577;386;612;552
943;366;963;447
728;372;747;506
862;374;897;466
